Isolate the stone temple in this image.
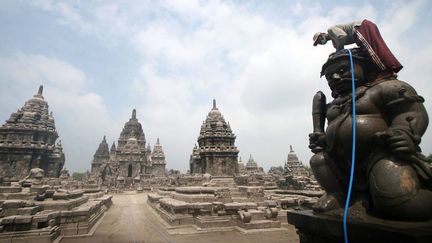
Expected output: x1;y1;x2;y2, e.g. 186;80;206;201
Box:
284;145;308;177
150;138;167;176
0;85;65;181
245;154;260;173
90;135;112;184
283;145;320;191
91;109;166;186
115;109;148;181
189;99;239;176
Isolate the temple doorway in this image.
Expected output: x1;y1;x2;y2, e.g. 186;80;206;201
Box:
128;164;133;177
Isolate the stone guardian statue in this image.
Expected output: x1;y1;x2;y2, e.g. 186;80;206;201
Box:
309;48;432;221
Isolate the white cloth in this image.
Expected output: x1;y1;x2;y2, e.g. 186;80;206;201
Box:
327;20;363;50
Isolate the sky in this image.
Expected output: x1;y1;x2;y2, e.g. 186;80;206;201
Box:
0;0;431;173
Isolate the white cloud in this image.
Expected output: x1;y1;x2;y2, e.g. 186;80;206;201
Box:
0;53;86;92
128;0;432;171
14;0;432;172
29;0;54;11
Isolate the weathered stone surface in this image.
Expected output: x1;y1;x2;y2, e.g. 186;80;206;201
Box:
288;210;432;243
309;48;432;220
30;186;47;194
150;138;166;176
0;216;16;224
245;154;260;173
0;187;22;193
282;146;320;191
189;100;239;176
90;110;168;188
0;86;65;180
17;206;41;215
14;215;32;224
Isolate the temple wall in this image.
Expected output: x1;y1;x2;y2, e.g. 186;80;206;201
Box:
118;161;142;178
202;156;238;176
0;152;65;180
151;164;165;176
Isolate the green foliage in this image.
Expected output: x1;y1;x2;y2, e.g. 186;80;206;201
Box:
268;166;284;174
426;154;432;163
72;172;87;181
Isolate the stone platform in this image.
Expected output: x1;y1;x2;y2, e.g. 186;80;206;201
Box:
146;176;322;233
61;192;300;243
0;186;113;243
287;210;432;243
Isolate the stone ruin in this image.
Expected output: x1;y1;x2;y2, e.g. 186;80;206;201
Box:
233;147;320;192
189;99;239;176
0;86;113;242
0;173;113;242
90;109;167;189
245;154;260;174
282;146;320;191
0;86;64;182
147;176;323;232
146;100;324;233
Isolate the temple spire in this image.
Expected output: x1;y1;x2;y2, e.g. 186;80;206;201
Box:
103;135;106;142
213;99;216;109
157;137;160;144
36;85;43;97
290;145;293;152
132;109;136;119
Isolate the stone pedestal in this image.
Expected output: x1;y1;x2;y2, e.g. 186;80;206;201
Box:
287;210;432;243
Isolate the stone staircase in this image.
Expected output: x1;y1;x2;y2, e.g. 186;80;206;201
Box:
208;177;237;187
195;215;235;228
207;177;251;203
229;188;249;202
238;209;281;230
240;219;281;229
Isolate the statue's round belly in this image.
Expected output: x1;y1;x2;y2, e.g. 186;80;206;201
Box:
327;114;388;158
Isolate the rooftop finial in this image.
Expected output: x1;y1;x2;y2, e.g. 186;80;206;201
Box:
132;109;136;119
290;145;293;152
157;137;160;144
213;99;216;109
37;85;43;96
103;135;106;142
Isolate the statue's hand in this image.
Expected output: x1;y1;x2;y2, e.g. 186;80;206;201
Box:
309;132;326;153
376;129;417;155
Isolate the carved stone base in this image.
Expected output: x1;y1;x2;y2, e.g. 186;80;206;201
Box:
287;210;432;243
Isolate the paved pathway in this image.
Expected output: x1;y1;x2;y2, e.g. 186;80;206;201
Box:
61;192;299;243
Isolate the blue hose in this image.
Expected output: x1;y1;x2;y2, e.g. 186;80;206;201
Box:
343;48;356;243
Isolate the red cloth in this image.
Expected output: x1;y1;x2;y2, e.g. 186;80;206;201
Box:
354;20;403;73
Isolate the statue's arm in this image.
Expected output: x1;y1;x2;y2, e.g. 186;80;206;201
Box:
309;91;327;153
377;81;429;154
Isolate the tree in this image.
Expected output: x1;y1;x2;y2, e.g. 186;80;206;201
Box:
268;166;284;175
304;164;312;173
72;172;87;181
427;154;432;163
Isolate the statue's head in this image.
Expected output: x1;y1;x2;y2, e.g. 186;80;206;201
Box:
321;48;366;97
